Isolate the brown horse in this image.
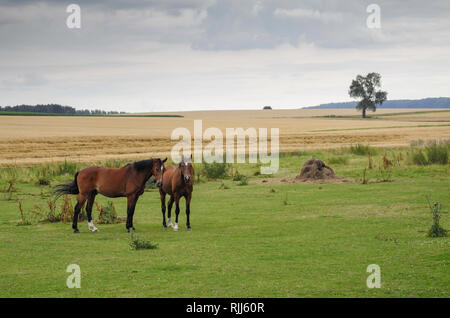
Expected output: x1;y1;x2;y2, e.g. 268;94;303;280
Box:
159;155;194;231
54;158;167;233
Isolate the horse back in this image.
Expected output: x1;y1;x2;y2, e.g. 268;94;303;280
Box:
77;165;129;197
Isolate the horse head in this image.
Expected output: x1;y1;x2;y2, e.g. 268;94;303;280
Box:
179;154;194;184
153;157;167;187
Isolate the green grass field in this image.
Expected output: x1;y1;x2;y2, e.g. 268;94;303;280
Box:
0;148;448;297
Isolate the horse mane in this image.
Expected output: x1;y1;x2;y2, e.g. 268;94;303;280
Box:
132;159;154;172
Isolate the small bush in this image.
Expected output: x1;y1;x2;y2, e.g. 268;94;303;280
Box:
202;161;230;179
96;201;125;224
425;141;448;165
129;233;158;250
237;176;248;186
349;144;377;156
427;200;448;238
410;149;427;165
408;140;449;165
232;171;246;181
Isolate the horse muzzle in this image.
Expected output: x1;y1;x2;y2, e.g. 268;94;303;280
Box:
156;180;162;188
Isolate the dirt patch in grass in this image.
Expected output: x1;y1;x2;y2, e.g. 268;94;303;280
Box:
292;158;353;184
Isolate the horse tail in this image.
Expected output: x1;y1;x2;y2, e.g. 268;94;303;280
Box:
53;172;79;201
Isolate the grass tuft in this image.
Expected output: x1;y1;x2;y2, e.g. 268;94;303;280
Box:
129;233;158;250
349;144;377;156
426;199;448;238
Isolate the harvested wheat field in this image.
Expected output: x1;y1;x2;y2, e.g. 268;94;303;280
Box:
1;108;449;165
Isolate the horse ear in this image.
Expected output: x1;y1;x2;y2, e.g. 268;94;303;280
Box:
162;157;168;163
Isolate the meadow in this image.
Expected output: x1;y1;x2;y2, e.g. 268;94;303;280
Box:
0;142;449;297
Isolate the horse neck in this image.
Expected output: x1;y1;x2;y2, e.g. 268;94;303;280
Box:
133;167;153;187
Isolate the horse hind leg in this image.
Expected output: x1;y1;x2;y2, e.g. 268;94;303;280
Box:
86;191;98;232
72;194;87;233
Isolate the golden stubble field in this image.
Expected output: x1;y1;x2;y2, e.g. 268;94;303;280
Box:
1;108;449;165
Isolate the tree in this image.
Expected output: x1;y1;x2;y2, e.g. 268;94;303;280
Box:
349;72;387;118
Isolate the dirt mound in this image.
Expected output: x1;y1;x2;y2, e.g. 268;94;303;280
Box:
295;158;341;182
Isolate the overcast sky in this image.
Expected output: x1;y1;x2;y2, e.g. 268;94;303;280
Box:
0;0;449;112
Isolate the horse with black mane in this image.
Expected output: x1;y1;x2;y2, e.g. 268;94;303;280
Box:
54;157;167;233
159;155;194;231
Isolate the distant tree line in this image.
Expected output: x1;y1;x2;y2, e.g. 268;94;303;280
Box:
0;104;125;115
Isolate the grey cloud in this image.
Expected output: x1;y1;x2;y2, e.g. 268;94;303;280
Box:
192;0;450;50
1;0;449;52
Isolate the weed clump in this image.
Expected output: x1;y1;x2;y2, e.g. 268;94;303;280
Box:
17;201;32;226
232;171;248;185
408;140;448;165
425;141;448;165
96;201;125;224
129;233;158;250
427;199;448;238
202;161;230;179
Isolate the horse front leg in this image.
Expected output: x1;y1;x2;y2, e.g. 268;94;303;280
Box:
173;194;181;231
185;193;192;231
126;194;138;232
160;191;167;228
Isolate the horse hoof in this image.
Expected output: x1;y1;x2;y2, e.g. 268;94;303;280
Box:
163;225;167;229
73;229;80;234
187;227;192;231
